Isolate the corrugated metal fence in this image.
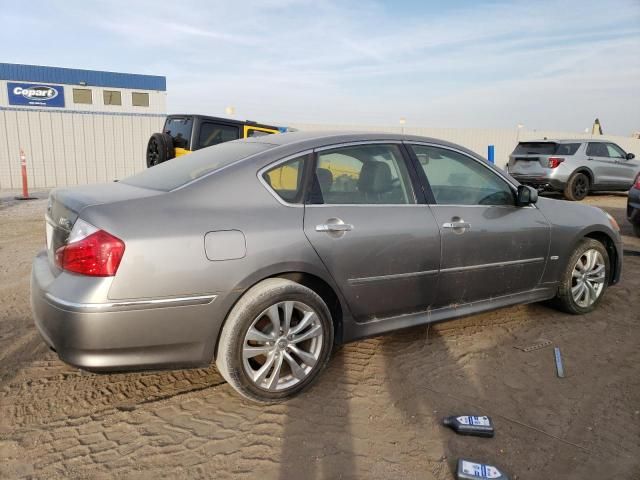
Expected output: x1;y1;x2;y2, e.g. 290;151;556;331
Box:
1;115;639;190
0;109;163;189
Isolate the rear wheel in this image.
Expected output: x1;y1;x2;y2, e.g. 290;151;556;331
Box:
563;172;589;201
216;278;334;403
554;239;609;314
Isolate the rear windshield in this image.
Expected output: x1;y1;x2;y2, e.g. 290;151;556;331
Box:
513;142;580;156
122;141;273;191
164;117;193;149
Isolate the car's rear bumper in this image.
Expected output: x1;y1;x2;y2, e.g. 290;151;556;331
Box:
511;174;566;191
31;250;222;371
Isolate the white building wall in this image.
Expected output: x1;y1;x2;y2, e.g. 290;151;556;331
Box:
0;108;163;189
291;123;640;169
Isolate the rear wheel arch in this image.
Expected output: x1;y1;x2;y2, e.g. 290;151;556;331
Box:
213;270;346;359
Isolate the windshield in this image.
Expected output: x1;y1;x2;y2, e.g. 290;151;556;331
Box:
513;142;580;155
122;141;274;191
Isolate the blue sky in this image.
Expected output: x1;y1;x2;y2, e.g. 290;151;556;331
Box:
1;0;639;134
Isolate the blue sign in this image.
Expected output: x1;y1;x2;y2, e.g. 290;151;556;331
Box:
8;82;65;108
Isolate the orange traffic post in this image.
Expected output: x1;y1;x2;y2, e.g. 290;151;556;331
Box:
15;148;36;200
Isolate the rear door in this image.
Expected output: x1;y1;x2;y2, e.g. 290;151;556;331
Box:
303;142;441;321
409;143;550;306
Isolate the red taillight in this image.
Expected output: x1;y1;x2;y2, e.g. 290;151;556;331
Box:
548;157;564;168
55;229;125;276
634;174;640;189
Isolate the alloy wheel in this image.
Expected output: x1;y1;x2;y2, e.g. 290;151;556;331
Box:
571;249;605;307
573;176;588;198
242;301;324;391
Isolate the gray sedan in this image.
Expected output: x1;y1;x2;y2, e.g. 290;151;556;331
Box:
31;132;623;402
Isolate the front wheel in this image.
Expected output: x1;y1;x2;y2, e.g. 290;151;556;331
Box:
554;239;610;314
216;278;334;403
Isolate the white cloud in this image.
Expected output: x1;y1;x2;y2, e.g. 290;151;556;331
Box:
1;0;639;133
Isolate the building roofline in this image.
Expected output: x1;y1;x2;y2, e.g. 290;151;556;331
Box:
0;63;166;91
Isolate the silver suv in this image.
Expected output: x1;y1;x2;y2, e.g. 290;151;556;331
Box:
508;139;639;201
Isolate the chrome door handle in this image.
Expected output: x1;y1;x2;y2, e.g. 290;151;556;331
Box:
442;221;471;230
316;223;354;232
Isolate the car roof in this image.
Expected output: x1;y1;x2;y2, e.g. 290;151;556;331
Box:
242;130;476;153
521;138;610;143
166;114;280;130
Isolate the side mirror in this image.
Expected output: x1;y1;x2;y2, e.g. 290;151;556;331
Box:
516;185;538;206
626;152;635;160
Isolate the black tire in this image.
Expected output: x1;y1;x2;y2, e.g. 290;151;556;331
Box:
563;172;590;201
216;278;334;403
554;238;610;314
146;133;175;168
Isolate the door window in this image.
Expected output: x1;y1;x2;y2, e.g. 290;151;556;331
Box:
605;143;625;159
198;123;240;149
586;143;609;157
310;144;415;204
411;145;514;206
263;155;308;204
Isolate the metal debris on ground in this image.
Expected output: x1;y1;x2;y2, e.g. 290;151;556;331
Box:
514;338;552;352
554;347;565;378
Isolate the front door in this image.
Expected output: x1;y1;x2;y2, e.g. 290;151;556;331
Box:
303;143;441;321
408;144;551;307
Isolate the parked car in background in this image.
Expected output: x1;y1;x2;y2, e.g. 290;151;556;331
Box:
146;114;285;167
627;173;640;237
508;139;639;201
32;132;622;402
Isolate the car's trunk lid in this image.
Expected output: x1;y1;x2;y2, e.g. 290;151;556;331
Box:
45;182;163;269
508;142;559;175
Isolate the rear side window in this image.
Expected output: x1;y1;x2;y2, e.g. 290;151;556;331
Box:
198;123;240;149
164;117;193;149
512;142;579;155
122;141;272;191
412;145;514;206
309;144;415;205
262;155;309;204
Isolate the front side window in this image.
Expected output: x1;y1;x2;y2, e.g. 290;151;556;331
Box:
198;123;240;149
411;145;514;206
310;144;414;205
132;92;149;107
605;143;625;158
73;88;92;104
103;90;122;105
263;155;308;203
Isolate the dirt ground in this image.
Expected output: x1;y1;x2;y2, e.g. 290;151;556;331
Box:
0;191;639;480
